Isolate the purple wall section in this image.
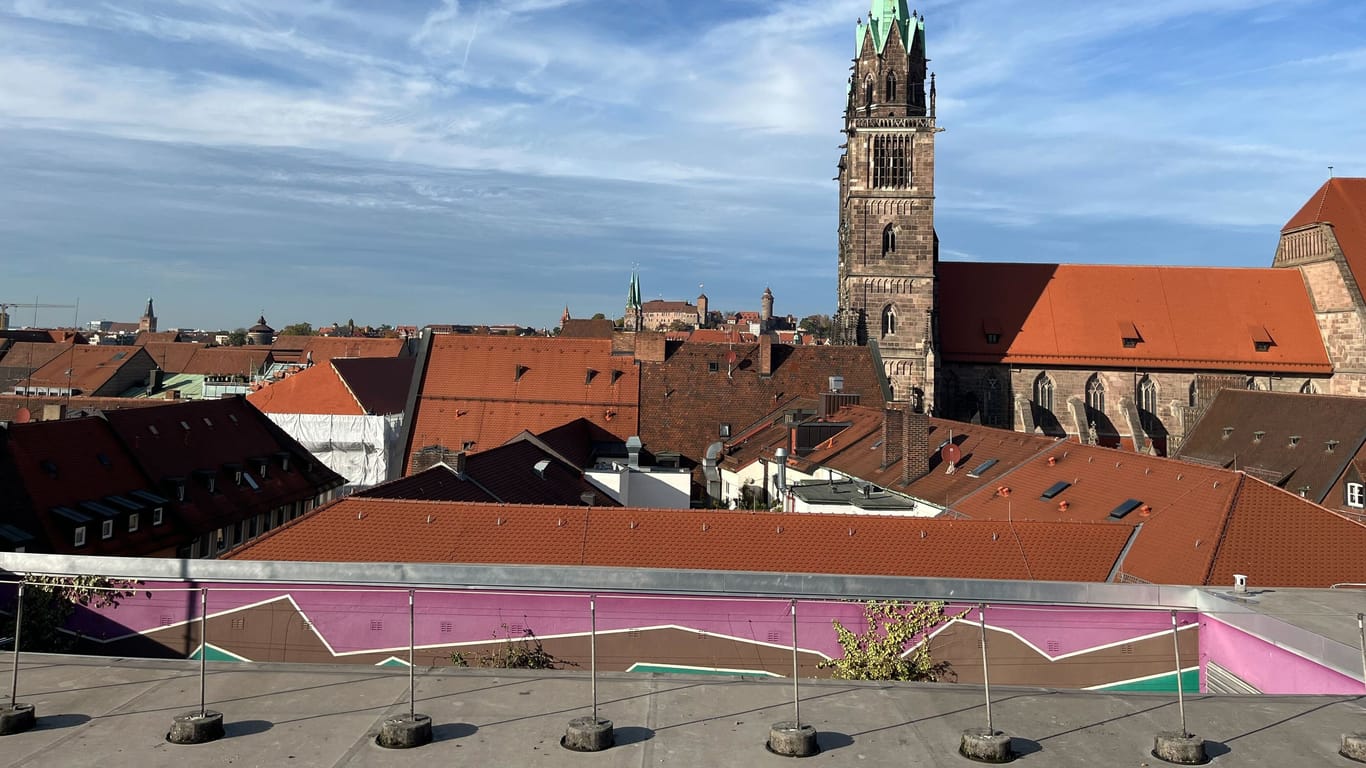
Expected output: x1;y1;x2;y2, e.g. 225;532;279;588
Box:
1199;615;1363;695
67;580;1190;663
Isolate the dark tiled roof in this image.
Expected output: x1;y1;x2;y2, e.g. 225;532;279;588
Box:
638;342;885;465
533;418;628;469
333;357;416;415
558;319;616;339
938;263;1331;372
228;499;1131;582
270;336;407;365
1174;389;1366;506
0;395;165;423
359;441;617;507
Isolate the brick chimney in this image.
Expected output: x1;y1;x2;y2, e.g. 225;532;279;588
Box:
635;332;667;363
759;334;773;376
902;412;930;486
41;404;67;422
881;405;905;469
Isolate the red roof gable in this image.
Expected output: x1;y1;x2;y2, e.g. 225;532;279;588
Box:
1284;178;1366;292
22;346;155;395
938;263;1331;372
227;499;1131;582
406;336;640;471
248;361;363;416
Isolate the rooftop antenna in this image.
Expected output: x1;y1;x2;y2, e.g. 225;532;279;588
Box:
1329;166;1335;178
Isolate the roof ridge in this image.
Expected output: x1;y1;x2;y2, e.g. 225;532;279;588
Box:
1200;471;1248;586
1314;179;1334;222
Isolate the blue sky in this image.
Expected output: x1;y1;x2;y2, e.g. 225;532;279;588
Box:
1;0;1364;331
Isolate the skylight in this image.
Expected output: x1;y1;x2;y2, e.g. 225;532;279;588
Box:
1040;481;1071;500
1109;499;1143;520
966;459;998;478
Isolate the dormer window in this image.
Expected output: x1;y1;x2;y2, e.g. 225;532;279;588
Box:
101;519;114;539
983;318;1002;345
1251;325;1275;353
1120;321;1142;349
73;526;86;547
128;513;139;533
152;507;164;526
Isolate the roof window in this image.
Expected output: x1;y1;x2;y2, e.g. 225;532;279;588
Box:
967;459;999;478
1119;321;1142;348
1040;481;1071;500
515;364;529;382
1289;435;1301;448
1109;499;1143;520
1250;325;1275;352
982;318;1002;345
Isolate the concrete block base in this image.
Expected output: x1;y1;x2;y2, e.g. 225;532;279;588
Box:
1341;733;1366;763
562;717;614;752
768;721;819;757
1152;731;1207;765
960;728;1013;763
376;713;432;749
166;710;224;745
0;703;36;736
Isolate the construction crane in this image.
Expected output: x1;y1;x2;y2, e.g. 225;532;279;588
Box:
0;302;77;331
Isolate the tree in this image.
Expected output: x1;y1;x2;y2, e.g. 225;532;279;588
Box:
280;322;314;337
1;575;143;652
818;599;966;681
668;319;691;332
225;328;248;346
590;313;607;321
799;314;833;341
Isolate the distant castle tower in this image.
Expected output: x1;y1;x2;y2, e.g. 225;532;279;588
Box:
697;291;709;328
139;297;158;334
248;315;275;346
624;269;643;332
760;287;774;330
834;1;938;409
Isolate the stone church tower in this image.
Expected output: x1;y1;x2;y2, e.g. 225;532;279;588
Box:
834;2;938;410
139;297;157;334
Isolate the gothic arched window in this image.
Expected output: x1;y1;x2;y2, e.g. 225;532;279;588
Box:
1301;380;1320;394
1033;372;1054;412
881;305;896;337
1188;379;1198;408
882;224;896;256
864;77;875;107
1137;375;1159;433
885;71;898;102
1085;374;1105;414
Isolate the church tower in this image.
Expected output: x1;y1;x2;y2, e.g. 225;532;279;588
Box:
139;297;158;334
624;269;643;332
834;2;938;410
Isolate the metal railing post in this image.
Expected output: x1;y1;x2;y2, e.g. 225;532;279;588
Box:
1358;613;1365;693
408;590;416;720
9;580;24;707
1171;610;1186;736
791;599;800;727
979;603;992;733
199;587;207;716
590;596;598;721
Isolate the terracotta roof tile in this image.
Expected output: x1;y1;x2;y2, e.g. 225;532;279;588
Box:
938;263;1331;372
406;336;640;471
271;335;407;365
0;395;164;423
558;319;616;339
0;341;74;391
247;362;363;416
20;346;156;396
1284;178;1366;293
227;499;1131;582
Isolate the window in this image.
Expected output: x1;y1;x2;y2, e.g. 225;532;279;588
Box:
984;333;1000;344
882;224;896;256
864;77;874;107
101;519;114;540
462;441;476;451
1347;482;1365;509
1137;375;1159;432
1188;380;1198;408
872;135;910;189
885;71;897;102
73;526;86;547
881;305;896;337
128;513;139;533
1033;373;1054;412
1085;374;1105;414
153;507;164;526
1301;380;1319;394
708;361;719;373
719;423;731;438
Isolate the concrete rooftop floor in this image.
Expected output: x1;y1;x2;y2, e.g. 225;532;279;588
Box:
2;653;1365;767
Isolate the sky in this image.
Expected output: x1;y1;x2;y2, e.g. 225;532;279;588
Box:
1;0;1364;332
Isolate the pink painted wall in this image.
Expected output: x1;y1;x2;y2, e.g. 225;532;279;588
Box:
1199;615;1362;695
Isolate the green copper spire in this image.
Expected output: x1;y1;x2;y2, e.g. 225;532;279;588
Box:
857;0;920;57
627;268;641;309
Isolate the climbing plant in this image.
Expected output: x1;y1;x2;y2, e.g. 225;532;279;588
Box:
1;575;143;652
819;599;967;681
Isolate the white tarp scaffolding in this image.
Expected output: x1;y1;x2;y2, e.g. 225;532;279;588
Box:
266;413;405;489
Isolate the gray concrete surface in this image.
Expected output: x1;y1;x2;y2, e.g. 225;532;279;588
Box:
1;653;1364;767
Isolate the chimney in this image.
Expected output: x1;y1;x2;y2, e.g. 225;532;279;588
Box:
165;390;180;400
902;412;930;486
882;405;905;469
626;436;643;469
42;404;67;422
147;367;164;397
759;334;774;376
634;332;667;363
451;450;467;478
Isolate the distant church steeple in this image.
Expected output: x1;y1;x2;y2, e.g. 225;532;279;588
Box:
139;297;158;334
624;268;643;332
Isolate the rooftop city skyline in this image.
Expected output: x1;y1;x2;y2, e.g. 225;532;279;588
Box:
2;0;1363;330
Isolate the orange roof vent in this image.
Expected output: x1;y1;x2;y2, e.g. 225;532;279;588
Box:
996;486;1012;498
1139;504;1153;517
1057;500;1070;513
1047;455;1058;466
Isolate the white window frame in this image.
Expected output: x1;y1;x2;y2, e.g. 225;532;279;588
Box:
152;507;164;526
101;519;114;540
73;526;87;547
128;513;139;533
1347;482;1365;509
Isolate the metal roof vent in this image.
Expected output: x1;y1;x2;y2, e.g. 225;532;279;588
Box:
533;459;551;479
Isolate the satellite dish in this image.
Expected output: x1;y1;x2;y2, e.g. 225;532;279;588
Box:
14;407;31;424
941;442;962;466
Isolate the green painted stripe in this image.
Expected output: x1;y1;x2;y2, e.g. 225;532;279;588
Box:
1094;669;1199;693
627;663;777;678
188;644;249;662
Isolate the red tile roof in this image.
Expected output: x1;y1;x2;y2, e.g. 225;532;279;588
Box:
0;395;164;423
271;335;407;365
405;336;640;471
558;319;616;339
227;499;1131;582
21;346;155;396
1284;178;1366;291
248;361;363;416
938;263;1331;372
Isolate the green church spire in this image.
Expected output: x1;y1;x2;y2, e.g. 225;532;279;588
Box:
857;0;921;57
